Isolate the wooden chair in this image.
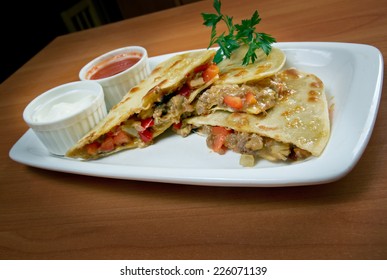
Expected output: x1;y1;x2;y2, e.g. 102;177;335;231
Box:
61;0;103;32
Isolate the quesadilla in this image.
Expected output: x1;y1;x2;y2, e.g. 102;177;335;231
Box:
66;49;218;159
172;45;286;135
182;68;331;166
196;45;286;115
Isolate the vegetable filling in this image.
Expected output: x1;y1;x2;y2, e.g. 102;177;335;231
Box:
200;125;311;167
84;63;219;156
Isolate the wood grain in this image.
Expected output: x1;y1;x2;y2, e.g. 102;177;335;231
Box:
0;0;386;260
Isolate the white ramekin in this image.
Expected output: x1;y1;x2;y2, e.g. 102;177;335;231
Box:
79;46;151;111
23;81;107;155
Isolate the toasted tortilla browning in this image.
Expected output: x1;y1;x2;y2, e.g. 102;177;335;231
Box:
215;45;286;84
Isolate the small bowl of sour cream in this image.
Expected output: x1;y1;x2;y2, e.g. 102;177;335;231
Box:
23;80;107;155
79;46;151;111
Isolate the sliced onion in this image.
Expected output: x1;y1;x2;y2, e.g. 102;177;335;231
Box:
121;126;139;137
240;154;255;167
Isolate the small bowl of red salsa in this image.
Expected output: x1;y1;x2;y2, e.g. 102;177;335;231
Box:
79;46;150;110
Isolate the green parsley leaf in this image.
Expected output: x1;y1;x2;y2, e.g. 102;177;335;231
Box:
201;0;276;65
201;13;222;27
213;0;221;14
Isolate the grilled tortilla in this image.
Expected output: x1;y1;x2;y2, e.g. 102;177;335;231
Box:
215;45;286;85
184;68;330;163
66;49;217;160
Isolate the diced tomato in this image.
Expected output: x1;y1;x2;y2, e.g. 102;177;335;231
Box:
202;64;219;83
211;126;231;154
106;125;120;138
141;117;154;129
172;122;182;130
245;91;257;105
224;95;243;110
138;129;153;143
99;137;115;152
113;130;130;146
106;125;125;137
194;63;209;73
86;142;100;155
178;84;191;98
212;126;231;136
139;118;154;143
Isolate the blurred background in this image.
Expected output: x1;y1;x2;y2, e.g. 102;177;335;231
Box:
1;0;200;83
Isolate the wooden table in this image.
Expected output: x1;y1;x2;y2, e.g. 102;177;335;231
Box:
1;0;386;260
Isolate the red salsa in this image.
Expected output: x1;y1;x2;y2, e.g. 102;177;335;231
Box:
88;53;141;80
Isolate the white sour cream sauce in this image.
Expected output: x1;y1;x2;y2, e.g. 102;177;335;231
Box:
32;90;95;122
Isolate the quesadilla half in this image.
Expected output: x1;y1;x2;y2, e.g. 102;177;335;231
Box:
190;45;286;116
172;46;287;135
183;68;331;166
66;49;218;159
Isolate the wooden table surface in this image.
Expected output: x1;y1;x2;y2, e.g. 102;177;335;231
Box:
1;0;386;260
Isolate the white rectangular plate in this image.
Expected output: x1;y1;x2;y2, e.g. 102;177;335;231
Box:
9;42;384;187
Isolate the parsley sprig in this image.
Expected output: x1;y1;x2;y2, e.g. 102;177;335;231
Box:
201;0;276;65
